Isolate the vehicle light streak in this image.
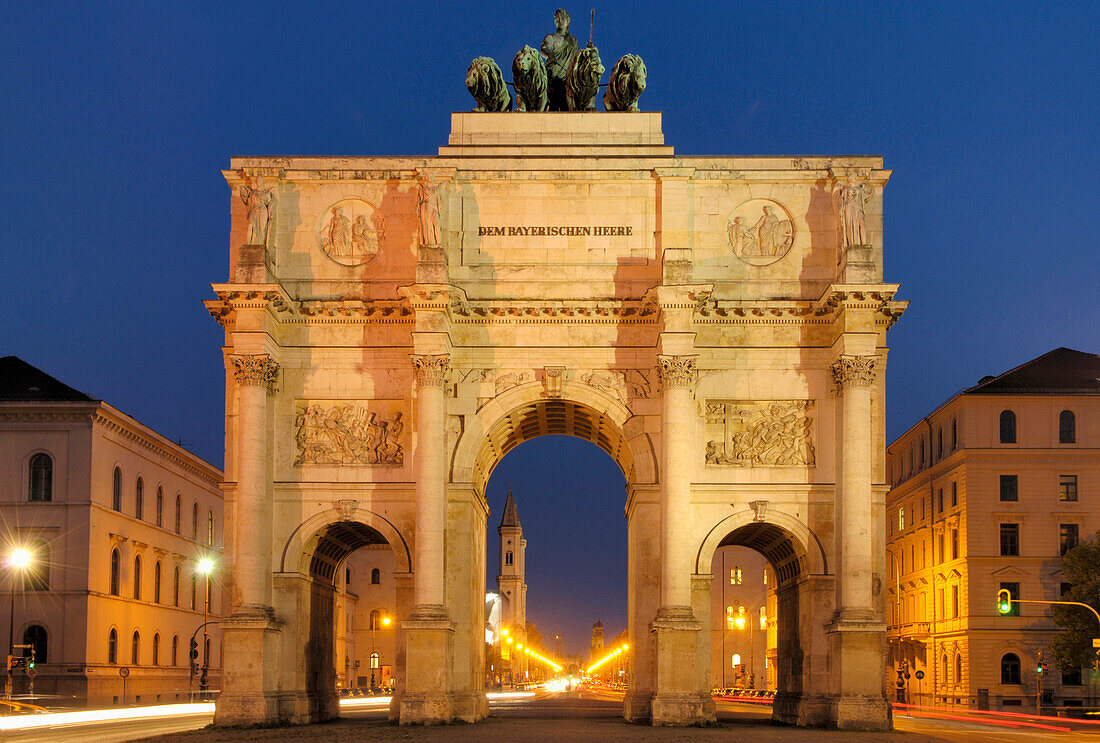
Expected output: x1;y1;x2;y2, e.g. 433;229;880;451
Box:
521;646;562;672
896;701;1100;725
585;643;628;674
0;702;215;731
893;704;1072;732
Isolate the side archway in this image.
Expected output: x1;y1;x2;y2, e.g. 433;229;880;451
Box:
279;505;411;576
695;508;828;581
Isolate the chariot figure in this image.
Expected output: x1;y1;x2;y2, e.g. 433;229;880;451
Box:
541;8;579;111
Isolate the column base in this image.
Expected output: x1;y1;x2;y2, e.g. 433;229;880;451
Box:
773;692;833;727
650;606;715;726
824;616;892;731
451;690;489;723
650;693;716;727
622;691;652;723
214;613;285;726
399;606;456;725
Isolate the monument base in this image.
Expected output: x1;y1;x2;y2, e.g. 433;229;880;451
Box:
399;608;457;725
824;616;892;731
650;607;715;726
214;614;287;726
622;690;652;722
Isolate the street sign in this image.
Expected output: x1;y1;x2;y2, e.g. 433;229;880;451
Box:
26;668;37;678
1092;638;1100;648
904;672;911;679
915;670;925;680
119;667;130;678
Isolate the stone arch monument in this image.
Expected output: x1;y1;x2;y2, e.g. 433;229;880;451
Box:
206;111;906;730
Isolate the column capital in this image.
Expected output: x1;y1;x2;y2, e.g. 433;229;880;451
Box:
412;353;451;388
229;354;280;394
657;354;698;390
831;355;878;395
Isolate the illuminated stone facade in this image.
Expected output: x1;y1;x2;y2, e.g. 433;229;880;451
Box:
207;112;905;729
0;357;223;706
886;348;1100;711
708;546;775;691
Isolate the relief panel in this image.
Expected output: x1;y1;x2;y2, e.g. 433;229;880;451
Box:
294;400;406;466
705;399;815;467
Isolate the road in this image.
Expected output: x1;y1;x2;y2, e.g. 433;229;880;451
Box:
3;688;1100;742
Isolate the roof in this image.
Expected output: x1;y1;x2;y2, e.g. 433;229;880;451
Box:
499;488;521;529
962;347;1100;395
0;356;97;402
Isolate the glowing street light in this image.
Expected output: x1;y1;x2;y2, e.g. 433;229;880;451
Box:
6;550;31;571
192;556;217;698
6;547;34;703
586;644;630;674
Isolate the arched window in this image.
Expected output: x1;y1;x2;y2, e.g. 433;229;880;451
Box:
955;653;963;684
28;453;52;502
730;567;742;585
191;501;199;540
190;573;196;610
1060;411;1076;444
156;487;164;527
174;494;182;533
1001;653;1021;684
152;633;160;666
23;625;48;664
207;509;215;546
25;542;49;591
999;410;1017;444
919;438;925;467
135;477;144;520
951;419;958;450
173;565;180;606
370;568;381;585
936;429;943;459
113;467;123;511
133;556;142;600
942;654;949;684
370;651;379;669
110;548;121;596
108;628;118;664
154;561;162;603
131;630;140;665
725;605;736;630
171;635;179;666
370;609;382;630
505;551;513;566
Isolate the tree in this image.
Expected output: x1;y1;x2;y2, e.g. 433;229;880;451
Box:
1050;538;1100;674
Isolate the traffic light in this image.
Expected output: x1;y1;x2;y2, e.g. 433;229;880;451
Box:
189;638;200;675
996;589;1012;615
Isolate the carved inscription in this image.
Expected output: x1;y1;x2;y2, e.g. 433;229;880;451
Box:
294;402;405;466
705;400;815;467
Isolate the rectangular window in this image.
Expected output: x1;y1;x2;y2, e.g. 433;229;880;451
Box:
999;582;1020;616
1062;668;1083;686
921;497;926;521
951;482;958;507
1000;523;1020;556
937;533;945;564
938;489;944;513
1059;475;1078;502
951;585;959;618
999;475;1018;502
1060;582;1072;597
898;507;905;531
951;529;959;560
937;588;945;620
1060;524;1079;556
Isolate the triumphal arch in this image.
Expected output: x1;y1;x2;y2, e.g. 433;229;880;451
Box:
207;102;905;728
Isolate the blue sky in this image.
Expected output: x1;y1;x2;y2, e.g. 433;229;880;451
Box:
2;1;1096;654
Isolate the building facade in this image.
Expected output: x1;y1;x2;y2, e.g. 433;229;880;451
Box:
708;546;776;690
333;544;398;691
886;348;1100;710
0;357;224;706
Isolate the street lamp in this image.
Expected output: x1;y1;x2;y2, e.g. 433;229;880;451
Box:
5;548;33;703
733;605;757;688
370;613;390;693
196;557;215;697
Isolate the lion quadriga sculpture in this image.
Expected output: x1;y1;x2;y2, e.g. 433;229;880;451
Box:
512;45;549;112
604;54;647;112
466;56;512;112
565;43;604;111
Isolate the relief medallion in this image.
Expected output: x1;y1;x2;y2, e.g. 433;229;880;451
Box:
725;199;795;266
318;199;385;266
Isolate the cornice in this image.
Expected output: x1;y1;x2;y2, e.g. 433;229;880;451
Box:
93;407;222;488
0;405;98;423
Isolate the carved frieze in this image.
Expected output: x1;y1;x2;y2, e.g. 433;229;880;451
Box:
657;355;698;390
412;354;451;388
831;355;878;394
294;402;405;466
495;371;532;394
579;369;654;403
726;199;795;266
705;400;815;467
230;355;280;393
319;199;385;266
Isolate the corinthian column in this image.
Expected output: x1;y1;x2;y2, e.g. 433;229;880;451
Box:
832;355;878;617
411;353;450;616
656;354;697;614
229;354;279;614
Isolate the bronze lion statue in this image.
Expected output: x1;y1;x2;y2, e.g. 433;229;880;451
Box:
565;43;604;111
512;45;549;112
465;56;512;112
604;54;647;112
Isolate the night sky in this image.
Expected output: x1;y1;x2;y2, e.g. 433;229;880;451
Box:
2;2;1096;655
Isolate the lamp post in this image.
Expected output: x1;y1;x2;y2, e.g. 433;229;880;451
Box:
196;557;215;697
5;548;32;704
370;613;390;693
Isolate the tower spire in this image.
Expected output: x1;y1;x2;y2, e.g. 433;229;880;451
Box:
499;487;522;529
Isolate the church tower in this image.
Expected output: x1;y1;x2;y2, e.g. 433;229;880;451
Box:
590;619;605;666
497;488;527;683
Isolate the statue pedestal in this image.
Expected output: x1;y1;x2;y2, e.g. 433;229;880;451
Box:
839;244;877;283
235;243;272;283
